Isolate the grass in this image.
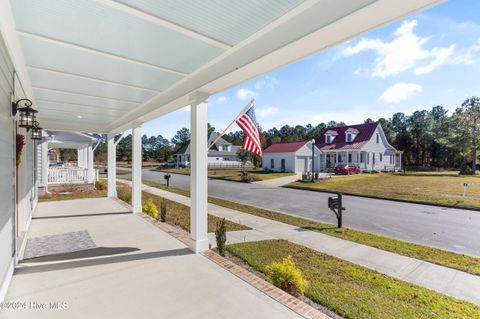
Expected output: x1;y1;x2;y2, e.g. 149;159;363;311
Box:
226;240;480;319
141;180;480;276
289;172;480;209
116;184;248;233
158;167;294;182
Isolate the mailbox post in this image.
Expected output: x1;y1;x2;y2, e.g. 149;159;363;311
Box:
164;174;171;188
328;193;345;228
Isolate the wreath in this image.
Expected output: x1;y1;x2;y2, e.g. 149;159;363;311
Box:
16;134;25;168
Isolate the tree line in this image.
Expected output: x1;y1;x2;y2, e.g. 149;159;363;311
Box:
89;97;479;170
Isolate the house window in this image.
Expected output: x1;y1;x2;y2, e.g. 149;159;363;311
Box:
271;158;274;169
360;152;363;163
281;159;286;171
376;133;379;144
348;153;352;163
326;135;334;144
221;145;229;151
379;153;383;162
224;157;230;161
372;153;375;164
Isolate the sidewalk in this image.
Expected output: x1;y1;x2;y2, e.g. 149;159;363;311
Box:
137;182;480;306
252;174;301;187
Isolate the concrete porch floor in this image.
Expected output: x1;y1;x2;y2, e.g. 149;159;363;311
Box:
1;198;303;319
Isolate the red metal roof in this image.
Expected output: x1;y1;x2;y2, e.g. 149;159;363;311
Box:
316;122;379;151
263;141;308;153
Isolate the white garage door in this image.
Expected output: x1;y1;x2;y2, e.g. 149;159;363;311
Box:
295;156;308;173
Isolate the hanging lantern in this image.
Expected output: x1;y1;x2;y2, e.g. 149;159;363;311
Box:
30;121;42;140
12;98;38;129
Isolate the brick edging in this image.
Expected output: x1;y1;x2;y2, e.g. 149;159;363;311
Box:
137;212;331;319
283;185;480;212
201;250;331;319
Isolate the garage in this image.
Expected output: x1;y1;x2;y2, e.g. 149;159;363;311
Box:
262;141;321;174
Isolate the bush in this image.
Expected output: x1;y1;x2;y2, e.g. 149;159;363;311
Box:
215;218;227;256
240;172;261;183
459;164;474;175
371;170;379;174
142;198;158;218
160;198;167;222
95;179;107;190
266;256;309;296
362;170;370;174
117;187;132;204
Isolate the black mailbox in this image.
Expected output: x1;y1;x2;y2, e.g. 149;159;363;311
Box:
164;174;171;187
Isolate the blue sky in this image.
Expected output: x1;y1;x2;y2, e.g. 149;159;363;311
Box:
142;0;480;139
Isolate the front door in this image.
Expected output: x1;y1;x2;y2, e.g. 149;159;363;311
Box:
281;159;286;171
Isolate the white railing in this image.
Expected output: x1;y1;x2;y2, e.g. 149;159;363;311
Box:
48;167;98;184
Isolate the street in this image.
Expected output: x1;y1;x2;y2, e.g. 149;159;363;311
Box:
126;169;480;257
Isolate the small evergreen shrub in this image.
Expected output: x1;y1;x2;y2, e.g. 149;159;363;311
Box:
266;256;309;296
371;170;379;174
95;179;107;190
142;198;158;218
160;198;167;222
459;164;474;175
117;187;132;204
240;172;261;183
215;218;227;256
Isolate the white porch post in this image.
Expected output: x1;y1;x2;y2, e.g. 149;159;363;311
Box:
87;144;94;183
189;92;209;253
107;133;117;197
77;148;83;167
131;125;142;214
41;142;48;188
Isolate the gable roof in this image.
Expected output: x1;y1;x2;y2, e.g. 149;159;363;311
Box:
316;122;379;150
175;131;237;155
263;141;309;153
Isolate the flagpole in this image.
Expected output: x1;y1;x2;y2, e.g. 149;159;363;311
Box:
207;98;254;150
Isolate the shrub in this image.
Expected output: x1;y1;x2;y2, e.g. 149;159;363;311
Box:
215;218;227;256
95;179;107;190
362;170;370;174
371;170;379;174
266;256;309;296
160;198;167;222
142;198;158;218
459;164;474;175
240;172;261;183
117;187;132;204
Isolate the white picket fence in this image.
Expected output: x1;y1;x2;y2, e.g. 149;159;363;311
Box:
48;167;98;184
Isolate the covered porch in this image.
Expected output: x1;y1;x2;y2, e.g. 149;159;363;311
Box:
4;197;301;319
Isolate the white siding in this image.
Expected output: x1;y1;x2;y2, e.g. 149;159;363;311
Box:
262;153;296;172
0;34;16;301
362;124;395;171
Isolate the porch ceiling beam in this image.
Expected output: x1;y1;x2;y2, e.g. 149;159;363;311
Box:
94;0;232;50
32;86;143;104
26;66;161;93
17;31;189;77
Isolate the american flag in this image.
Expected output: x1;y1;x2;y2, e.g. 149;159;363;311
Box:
235;105;263;157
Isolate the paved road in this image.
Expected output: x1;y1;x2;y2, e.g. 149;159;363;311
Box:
128;169;480;257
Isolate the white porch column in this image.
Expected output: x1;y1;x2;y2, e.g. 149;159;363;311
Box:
77;148;83;167
131;125;142;214
189;92;209;253
40;142;48;186
107;133;117;197
87;144;94;183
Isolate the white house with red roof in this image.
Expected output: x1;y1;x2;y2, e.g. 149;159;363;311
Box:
263;122;402;173
262;140;321;173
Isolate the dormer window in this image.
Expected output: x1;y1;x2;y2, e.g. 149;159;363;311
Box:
345;128;359;143
324;130;338;144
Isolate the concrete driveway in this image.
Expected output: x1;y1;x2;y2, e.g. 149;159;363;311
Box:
130;169;480;257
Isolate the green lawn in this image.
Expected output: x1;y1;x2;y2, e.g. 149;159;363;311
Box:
227;240;480;319
158;168;294;182
289;173;480;209
142;180;480;276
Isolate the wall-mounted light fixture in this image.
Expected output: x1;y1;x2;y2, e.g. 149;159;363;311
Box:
30;121;42;140
12;98;37;129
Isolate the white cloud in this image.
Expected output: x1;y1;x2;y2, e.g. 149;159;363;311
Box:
256;106;279;119
255;76;279;90
215;96;228;103
380;82;422;104
341;20;456;77
236;88;257;100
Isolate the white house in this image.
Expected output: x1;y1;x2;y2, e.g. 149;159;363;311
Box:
316;122;402;171
262;141;321;174
175;132;246;168
263;122;402;173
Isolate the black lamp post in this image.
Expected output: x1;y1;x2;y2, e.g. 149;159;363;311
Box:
311;139;315;182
